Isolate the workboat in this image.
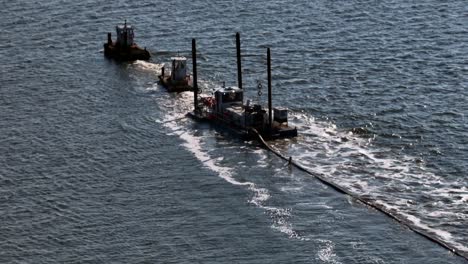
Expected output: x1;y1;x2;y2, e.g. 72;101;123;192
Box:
104;20;150;61
188;34;297;140
158;56;193;92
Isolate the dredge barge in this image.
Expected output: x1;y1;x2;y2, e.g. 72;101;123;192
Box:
188;34;297;140
104;20;150;61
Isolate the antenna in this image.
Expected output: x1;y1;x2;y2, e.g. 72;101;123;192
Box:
267;48;272;130
192;39;198;112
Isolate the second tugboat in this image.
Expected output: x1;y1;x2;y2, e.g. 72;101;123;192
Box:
104;20;151;61
158;56;193;92
189;34;297;140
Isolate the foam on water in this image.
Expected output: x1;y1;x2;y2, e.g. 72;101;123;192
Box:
131;60;164;72
141;58;465;257
157;92;302;240
2;0;467;262
282;112;468;256
165;120;302;239
316;239;342;264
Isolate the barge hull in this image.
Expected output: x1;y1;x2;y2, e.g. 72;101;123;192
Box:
187;111;297;141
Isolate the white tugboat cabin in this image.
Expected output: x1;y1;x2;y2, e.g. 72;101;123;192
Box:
158;56;193;92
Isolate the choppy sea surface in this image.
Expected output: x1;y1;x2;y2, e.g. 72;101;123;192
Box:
1;0;467;263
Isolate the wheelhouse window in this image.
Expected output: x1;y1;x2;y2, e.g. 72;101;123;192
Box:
222;91;243;103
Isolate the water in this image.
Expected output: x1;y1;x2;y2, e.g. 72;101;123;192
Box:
1;0;467;263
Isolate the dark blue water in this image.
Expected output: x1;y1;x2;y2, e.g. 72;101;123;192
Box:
1;0;467;263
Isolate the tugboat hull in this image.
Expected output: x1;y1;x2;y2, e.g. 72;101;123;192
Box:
158;75;193;92
104;43;150;61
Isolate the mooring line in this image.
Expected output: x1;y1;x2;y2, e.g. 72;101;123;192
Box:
249;128;468;261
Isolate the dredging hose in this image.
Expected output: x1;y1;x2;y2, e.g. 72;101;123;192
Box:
249;128;468;261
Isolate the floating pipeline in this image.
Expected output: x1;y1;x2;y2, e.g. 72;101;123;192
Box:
163;116;467;260
154;33;466;259
249;128;468;261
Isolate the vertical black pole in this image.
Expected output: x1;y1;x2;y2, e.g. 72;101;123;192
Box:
267;48;272;130
107;33;112;45
192;38;198;112
236;32;242;90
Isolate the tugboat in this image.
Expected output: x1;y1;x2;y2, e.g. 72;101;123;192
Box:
158;56;193;92
104;20;150;61
188;34;297;140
